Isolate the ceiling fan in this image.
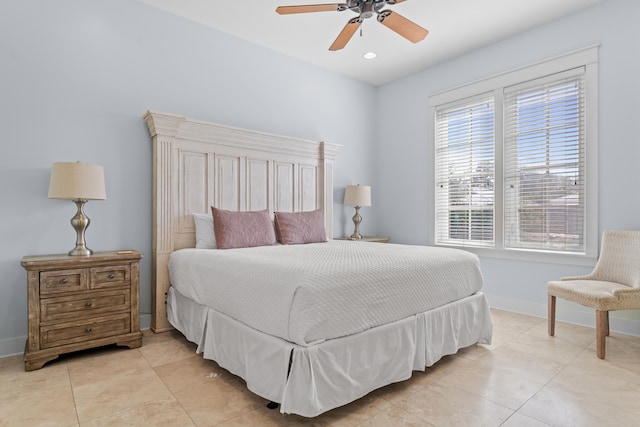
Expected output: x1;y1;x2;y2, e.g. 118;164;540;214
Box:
276;0;428;51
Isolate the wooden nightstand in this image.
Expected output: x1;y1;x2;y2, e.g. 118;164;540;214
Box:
334;236;390;243
21;250;143;371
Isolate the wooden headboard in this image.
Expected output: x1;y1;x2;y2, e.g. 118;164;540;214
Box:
144;111;340;331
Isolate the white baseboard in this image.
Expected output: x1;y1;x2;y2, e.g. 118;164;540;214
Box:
486;294;640;338
0;336;25;359
0;313;152;359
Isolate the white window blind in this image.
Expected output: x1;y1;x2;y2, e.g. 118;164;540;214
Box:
435;96;495;246
504;68;586;252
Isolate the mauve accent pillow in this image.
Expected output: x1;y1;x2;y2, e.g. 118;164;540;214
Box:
211;207;277;249
274;209;327;245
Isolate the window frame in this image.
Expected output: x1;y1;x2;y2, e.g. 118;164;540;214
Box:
428;46;599;266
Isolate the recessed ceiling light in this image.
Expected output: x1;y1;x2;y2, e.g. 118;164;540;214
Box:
363;52;377;60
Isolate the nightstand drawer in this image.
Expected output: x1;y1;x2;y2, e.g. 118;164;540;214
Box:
40;269;88;295
40;313;131;349
40;289;131;323
90;265;130;289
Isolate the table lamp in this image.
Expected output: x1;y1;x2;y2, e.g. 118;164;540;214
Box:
343;184;371;239
48;162;106;256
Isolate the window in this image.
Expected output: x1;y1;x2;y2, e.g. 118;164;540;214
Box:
430;47;598;262
504;69;585;252
435;96;495;247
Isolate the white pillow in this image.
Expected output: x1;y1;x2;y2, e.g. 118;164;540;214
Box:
193;213;216;249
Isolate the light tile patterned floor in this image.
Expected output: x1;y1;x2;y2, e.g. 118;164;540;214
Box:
1;309;640;426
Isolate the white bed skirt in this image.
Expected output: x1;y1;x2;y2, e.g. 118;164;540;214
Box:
167;287;493;417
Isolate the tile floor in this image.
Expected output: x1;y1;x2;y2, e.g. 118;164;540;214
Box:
1;309;640;426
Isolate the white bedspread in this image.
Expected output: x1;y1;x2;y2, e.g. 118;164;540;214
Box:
168;240;484;346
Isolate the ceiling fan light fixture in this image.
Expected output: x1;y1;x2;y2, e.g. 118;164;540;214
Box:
363;51;377;59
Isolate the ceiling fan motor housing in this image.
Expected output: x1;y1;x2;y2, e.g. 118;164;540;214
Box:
347;0;389;19
360;2;374;18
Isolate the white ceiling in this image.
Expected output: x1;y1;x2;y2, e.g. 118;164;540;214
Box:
140;0;606;86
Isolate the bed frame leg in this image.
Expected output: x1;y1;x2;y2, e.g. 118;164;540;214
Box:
267;401;279;410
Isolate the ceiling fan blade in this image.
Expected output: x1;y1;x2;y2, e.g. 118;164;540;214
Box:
276;4;346;14
329;18;361;51
377;10;428;43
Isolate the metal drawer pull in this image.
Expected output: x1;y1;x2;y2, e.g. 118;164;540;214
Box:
108;273;115;279
60;278;68;284
85;301;92;308
85;327;92;333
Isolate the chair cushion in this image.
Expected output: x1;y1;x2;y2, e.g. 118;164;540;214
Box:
548;279;640;311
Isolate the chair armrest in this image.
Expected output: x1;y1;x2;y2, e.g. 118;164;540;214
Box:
561;274;596;281
612;287;640;296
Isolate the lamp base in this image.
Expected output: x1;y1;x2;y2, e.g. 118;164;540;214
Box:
68;246;93;257
68;199;93;257
350;206;363;240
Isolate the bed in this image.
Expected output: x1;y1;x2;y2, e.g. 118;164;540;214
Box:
144;110;493;417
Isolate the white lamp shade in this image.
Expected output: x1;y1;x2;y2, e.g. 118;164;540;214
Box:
48;162;107;200
343;185;371;207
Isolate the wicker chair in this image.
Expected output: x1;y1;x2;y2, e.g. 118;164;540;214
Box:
547;230;640;359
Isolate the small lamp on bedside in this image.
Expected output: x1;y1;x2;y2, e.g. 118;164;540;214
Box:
343;184;371;240
48;162;106;256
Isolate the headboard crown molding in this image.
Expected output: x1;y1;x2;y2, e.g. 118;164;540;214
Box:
144;110;339;160
144;110;340;332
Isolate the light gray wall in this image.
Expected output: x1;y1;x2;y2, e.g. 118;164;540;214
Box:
0;0;377;356
375;0;640;333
